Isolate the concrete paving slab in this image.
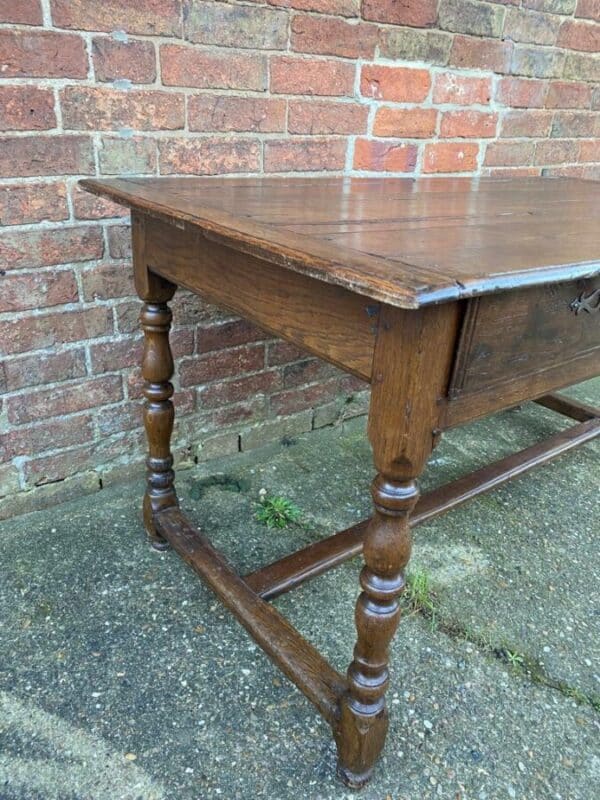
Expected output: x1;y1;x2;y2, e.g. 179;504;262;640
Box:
0;380;598;800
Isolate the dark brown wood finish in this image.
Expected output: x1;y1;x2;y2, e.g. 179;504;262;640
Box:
81;175;600;790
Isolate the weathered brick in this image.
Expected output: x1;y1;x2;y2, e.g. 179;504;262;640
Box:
99;136;157;175
212;397;268;428
161;44;266;91
575;0;600;20
198;319;267;354
380;27;452;65
71;184;128;220
198;371;282;409
440;110;498;138
61;87;185;131
291;15;377;58
496;76;548;107
0;270;78;313
354;139;418;171
282;358;338;388
0;226;103;272
271;379;341;416
0;136;94;179
0;416;93;462
546;80;592;108
107;225;130;259
535;138;580;164
268;0;360;14
592;86;600;108
3;349;87;392
0;308;113;357
523;0;576;13
0;30;88;79
0;464;20;499
241;411;313;451
361;65;431;102
81;262;134;301
0;182;69;227
89;337;141;373
288;101;368;134
449;34;512;73
433;73;492;105
267;340;307;366
511;44;565;78
180;344;265;386
551;110;599;136
188;96;286;133
439;0;505;37
0;87;56;131
159;138;261;175
271;56;355;96
579;138;600;160
423;142;479;172
185;1;288;49
373;108;438;138
558;18;600;51
500;109;553;137
361;0;438;27
563;51;600;82
8;376;123;425
504;8;561;45
264;139;347;172
92;37;156;84
484;140;536;166
50;0;182;36
0;0;42;25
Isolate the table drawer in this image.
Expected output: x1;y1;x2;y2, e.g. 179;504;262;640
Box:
450;278;600;398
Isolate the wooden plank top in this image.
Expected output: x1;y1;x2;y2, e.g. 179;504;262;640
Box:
80;176;600;309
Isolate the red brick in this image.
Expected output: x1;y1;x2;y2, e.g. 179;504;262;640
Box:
282;358;338;388
8;376;123;425
0;182;69;227
268;0;360;14
0;30;87;79
271;56;355;96
440;110;498;138
288;101;368;135
92;37;156;84
486;166;541;178
449;34;513;73
180;344;265;386
496;77;548;107
576;0;600;20
361;65;431;102
3;349;87;392
61;87;185;131
71;184;129;220
0;415;93;462
354;139;418;172
546;80;592;108
0;0;42;24
0;270;78;313
161;45;267;91
264;139;347;172
433;73;492;105
0;86;56;131
0;308;113;356
423;142;479;173
159;138;261;175
198;371;282;409
212;398;268;428
373;108;438;138
484;140;536;166
271;379;341;416
0;135;94;178
535;139;580;165
81;263;134;301
361;0;438;27
551;110;599;137
90;337;141;373
198;319;268;354
579;139;600;160
107;225;130;259
50;0;182;36
267;341;307;366
558;19;600;51
291;15;377;58
0;226;103;271
500;109;553;137
188;96;286;133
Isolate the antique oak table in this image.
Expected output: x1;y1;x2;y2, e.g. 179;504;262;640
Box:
81;176;600;787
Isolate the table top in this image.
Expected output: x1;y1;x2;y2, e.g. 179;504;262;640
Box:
81;176;600;309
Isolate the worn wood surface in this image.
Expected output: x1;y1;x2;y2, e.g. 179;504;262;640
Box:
81;176;600;310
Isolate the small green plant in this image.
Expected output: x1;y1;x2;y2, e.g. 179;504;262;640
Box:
255;493;301;529
404;569;437;627
503;648;525;669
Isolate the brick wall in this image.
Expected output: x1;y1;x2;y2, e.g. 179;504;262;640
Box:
1;0;599;517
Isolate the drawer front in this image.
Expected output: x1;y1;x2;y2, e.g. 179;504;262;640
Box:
450;278;600;398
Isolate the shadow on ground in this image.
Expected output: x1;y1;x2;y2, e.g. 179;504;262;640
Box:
0;380;598;800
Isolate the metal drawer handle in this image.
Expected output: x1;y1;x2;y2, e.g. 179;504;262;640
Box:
570;288;600;316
